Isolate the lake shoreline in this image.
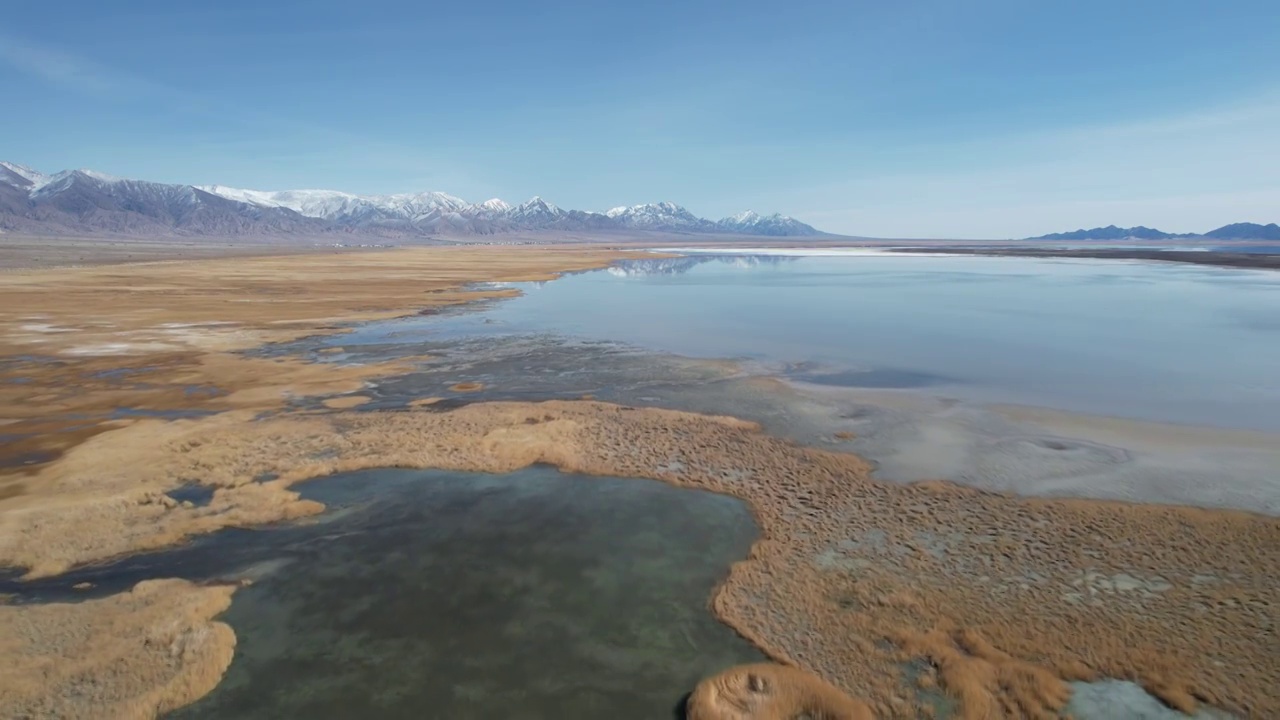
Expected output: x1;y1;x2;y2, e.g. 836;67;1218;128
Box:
368;251;1279;432
887;245;1280;270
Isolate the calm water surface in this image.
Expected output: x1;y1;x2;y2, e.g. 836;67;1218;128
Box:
339;252;1280;431
163;467;762;719
0;467;760;718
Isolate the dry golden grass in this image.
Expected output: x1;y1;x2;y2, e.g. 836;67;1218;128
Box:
0;579;236;719
0;245;628;351
321;395;371;409
0;245;633;477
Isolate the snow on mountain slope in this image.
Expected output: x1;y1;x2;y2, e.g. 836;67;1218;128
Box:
606;202;715;231
716;210;821;237
723;210;762;225
508;196;564;221
378;191;470;220
2;161;831;238
0;162;52;189
198;185;469;225
471;198;512;214
197;185;303;208
32;170;152;200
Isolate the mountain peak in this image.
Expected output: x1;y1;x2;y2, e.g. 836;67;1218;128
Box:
716;210;818;237
75;168;123;182
603;201;710;231
0;162;52;189
517;196;559;210
386;190;467;204
506;197;569;224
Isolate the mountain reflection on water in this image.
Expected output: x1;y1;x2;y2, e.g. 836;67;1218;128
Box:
607;254;797;277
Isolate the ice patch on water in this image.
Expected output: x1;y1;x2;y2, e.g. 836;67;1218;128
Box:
1067;680;1235;719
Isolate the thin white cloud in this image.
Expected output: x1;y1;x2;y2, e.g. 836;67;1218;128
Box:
0;34;482;194
0;33;149;96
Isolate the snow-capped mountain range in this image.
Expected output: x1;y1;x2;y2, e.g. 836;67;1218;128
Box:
0;161;825;239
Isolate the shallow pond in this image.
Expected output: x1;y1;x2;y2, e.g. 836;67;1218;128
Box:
154;466;764;719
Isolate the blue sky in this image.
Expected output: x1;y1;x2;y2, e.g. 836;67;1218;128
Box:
3;0;1278;238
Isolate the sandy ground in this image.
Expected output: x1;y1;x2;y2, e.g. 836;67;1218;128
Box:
1;243;1277;719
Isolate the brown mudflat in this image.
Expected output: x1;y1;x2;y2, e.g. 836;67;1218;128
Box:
1;244;1276;720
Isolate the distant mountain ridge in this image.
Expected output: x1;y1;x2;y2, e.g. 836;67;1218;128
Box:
1029;223;1280;241
0;161;825;239
1203;222;1280;240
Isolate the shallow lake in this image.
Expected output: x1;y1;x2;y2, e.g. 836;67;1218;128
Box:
2;466;762;719
339;251;1280;431
170;467;762;719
